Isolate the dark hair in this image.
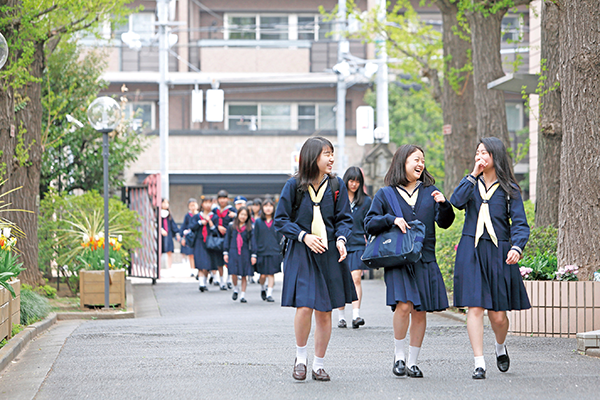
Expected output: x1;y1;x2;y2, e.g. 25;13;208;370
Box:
233;206;253;232
260;198;276;219
217;190;228;198
294;136;335;190
253;198;262;205
343;166;369;207
161;198;173;221
477;137;520;199
384;144;434;187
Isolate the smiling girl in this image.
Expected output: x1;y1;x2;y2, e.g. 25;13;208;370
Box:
252;198;282;302
364;144;454;379
275;136;356;382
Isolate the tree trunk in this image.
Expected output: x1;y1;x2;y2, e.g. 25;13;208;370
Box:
436;0;478;196
557;0;600;279
467;7;512;152
0;35;45;285
535;0;561;228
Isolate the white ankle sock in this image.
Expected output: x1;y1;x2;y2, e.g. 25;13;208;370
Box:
199;276;206;286
312;356;324;372
338;309;346;322
220;276;225;286
267;287;273;297
407;346;421;368
394;338;406;362
495;341;506;356
474;356;486;370
352;308;360;320
233;286;239;293
296;345;307;365
261;284;266;291
240;291;245;299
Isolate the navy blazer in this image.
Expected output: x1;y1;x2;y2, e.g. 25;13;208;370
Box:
190;212;216;245
450;175;529;253
275;176;353;243
364;184;455;263
346;196;372;252
252;218;283;256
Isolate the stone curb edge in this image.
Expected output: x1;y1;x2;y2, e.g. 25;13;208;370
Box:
0;312;58;373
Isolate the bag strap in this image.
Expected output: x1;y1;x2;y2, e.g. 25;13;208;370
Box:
291;176;339;220
382;186;404;219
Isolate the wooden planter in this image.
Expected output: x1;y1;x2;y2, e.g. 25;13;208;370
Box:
79;270;126;309
0;280;21;341
508;281;600;338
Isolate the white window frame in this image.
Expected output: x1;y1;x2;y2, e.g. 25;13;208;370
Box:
501;14;522;43
505;102;524;132
125;101;156;132
225;13;291;41
225;102;335;131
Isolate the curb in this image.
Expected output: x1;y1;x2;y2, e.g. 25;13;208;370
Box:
0;312;58;373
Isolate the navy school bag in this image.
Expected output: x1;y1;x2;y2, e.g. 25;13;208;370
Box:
361;186;426;269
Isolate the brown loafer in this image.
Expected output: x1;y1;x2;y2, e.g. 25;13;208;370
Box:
311;368;331;381
292;359;307;381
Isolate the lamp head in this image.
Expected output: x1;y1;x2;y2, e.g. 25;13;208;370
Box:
0;32;8;70
87;97;121;133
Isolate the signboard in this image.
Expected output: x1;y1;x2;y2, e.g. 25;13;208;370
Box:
356;106;375;146
206;89;224;122
191;89;203;123
443;124;452;135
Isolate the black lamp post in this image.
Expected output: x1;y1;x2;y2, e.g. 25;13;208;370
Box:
86;96;121;309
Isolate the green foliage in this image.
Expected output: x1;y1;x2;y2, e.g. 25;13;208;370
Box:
20;287;51;326
0;251;25;298
523;225;557;258
0;324;24;348
435;209;465;292
519;251;557;281
36;284;57;299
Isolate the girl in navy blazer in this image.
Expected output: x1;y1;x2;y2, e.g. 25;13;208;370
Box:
275;136;356;382
251;198;282;302
450;137;530;380
181;198;199;277
211;190;236;290
364;144;454;379
336;166;372;330
223;206;253;303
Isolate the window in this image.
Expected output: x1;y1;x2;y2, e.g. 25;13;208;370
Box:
502;15;521;43
260;16;289;40
298;16;316;40
318;104;335;129
298;105;316;130
124;101;155;133
228;105;258;131
114;13;156;42
228;16;257;40
505;103;524;132
261;104;291;129
226;103;335;131
225;14;332;41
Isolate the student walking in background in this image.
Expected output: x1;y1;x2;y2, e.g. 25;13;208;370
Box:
191;196;217;292
365;144;454;379
160;198;180;270
336;166;372;329
252;198;282;302
181;198;199;278
212;190;236;290
275;136;356;382
450;137;530;380
223;206;253;303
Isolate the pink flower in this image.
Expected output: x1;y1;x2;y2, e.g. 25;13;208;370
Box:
454;244;458;251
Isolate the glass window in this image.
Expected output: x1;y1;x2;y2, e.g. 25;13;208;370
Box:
261;104;291;130
318;16;334;40
125;102;154;133
506;103;523;132
131;13;155;41
228;105;258;131
318;104;335;130
298;16;316;40
502;16;520;42
228;16;257;40
298;105;316;130
260;16;288;40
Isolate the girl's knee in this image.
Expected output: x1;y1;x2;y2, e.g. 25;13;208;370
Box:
395;302;411;316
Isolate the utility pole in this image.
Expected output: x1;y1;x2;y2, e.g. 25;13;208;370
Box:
157;0;170;199
336;0;348;174
376;0;389;143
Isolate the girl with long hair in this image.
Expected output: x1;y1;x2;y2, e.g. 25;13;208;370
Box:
181;198;199;277
223;206;253;303
252;198;282;302
160;198;180;269
190;196;217;292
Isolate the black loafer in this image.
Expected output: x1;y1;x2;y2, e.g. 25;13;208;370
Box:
338;320;347;328
393;360;406;377
352;317;365;329
220;285;228;291
266;296;275;302
240;298;247;303
261;290;267;301
227;282;233;289
472;367;486;379
406;365;423;378
199;285;207;292
208;276;213;284
496;347;510;372
232;292;238;301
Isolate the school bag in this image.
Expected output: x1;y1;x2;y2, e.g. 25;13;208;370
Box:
280;176;340;256
361;186;426;269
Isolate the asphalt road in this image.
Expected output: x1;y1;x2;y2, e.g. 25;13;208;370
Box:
2;267;600;400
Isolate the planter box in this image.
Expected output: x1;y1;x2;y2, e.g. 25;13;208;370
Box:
0;280;21;341
79;270;126;310
508;281;600;338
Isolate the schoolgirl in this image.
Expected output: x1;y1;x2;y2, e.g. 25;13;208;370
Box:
250;198;262;223
274;136;356;382
251;198;282;302
364;144;455;378
336;166;372;329
450;137;530;380
160;198;180;269
223;206;253;303
181;198;199;277
190;196;218;292
211;190;236;290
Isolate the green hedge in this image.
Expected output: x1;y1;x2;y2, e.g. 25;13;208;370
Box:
20;287;51;326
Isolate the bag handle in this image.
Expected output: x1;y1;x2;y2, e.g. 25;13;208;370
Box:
382;186;404;219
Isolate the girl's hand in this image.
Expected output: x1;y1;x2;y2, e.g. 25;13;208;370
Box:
228;211;237;218
218;225;227;235
506;250;521;265
183;229;190;235
161;228;168;237
472;158;487;177
181;239;186;247
431;190;446;203
223;254;229;264
336;240;347;262
208;219;214;227
304;234;326;254
394;217;410;234
251;256;257;266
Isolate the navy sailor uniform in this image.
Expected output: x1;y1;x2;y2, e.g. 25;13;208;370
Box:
344;196;372;272
365;184;455;311
180;212;196;256
223;223;254;277
161;216;179;254
251;218;283;275
450;175;531;311
212;205;235;266
190;212;219;271
275;176;358;312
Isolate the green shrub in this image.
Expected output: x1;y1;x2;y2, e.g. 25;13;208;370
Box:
36;284;57;299
523;225;557;258
519;251;558;280
435;209;465;292
20;288;51;326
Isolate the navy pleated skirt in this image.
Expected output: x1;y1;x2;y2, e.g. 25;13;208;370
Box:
281;240;357;312
454;236;531;311
161;236;174;253
412;260;449;312
193;239;218;271
384;265;421;310
181;243;194;255
257;254;282;275
227;251;254;277
344;249;368;272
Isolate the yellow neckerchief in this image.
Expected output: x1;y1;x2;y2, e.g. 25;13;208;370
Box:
397;181;421;207
474;179;500;247
308;178;329;250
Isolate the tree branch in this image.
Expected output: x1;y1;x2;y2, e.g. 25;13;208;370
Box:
9;4;59;28
47;14;99;40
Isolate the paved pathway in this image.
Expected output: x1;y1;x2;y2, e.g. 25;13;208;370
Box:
1;264;599;399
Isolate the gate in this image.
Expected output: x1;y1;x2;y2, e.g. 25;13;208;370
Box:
122;174;161;283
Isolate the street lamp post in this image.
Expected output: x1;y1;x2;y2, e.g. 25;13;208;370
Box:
87;97;121;309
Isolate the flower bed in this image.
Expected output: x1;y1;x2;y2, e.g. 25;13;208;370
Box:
0;280;21;341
